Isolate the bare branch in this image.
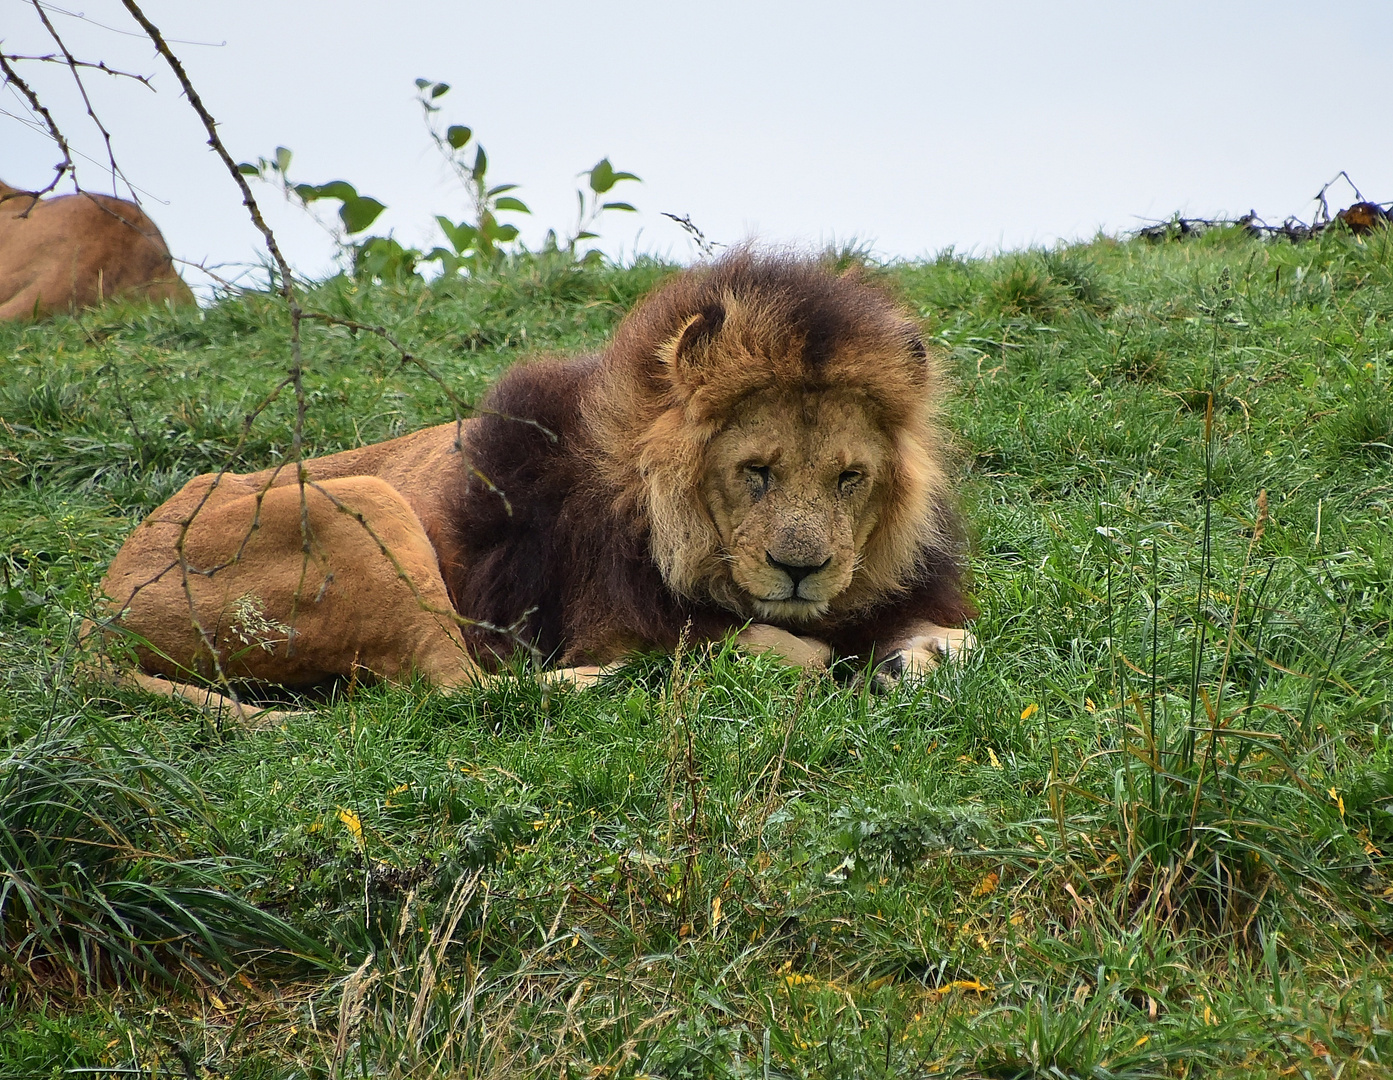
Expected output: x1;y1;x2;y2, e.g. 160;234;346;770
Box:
299;310;556;443
8;1;542;688
29;0;134;198
117;0;315;699
118;1;295;293
0;51;74;206
0;52;155;88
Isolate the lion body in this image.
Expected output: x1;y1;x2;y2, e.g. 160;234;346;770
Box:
100;254;973;696
0;181;193;321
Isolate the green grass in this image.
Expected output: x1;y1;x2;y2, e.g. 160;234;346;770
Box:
1;232;1391;1077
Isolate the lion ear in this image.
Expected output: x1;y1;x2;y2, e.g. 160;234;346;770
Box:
658;301;726;372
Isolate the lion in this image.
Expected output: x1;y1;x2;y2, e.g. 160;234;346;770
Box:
0;181;194;321
98;252;975;718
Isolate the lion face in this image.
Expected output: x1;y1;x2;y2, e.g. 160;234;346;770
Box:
701;391;890;622
588;252;957;628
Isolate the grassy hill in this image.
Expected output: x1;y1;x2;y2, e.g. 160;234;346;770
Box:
1;229;1391;1077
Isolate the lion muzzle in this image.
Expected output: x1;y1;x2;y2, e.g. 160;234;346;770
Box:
764;552;833;599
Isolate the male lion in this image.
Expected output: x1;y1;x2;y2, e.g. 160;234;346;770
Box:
100;253;974;714
0;181;194;321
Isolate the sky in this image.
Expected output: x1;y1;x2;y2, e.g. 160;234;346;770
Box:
4;0;1391;293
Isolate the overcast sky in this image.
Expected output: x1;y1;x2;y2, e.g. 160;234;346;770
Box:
4;0;1391;291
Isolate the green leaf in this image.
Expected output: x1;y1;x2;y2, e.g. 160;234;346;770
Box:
313;180;360;203
339;196;387;234
610;170;640;183
430;82;450;98
293;183;320;202
446;125;472;150
236;162;260;176
486;183;519;196
424;248;465;276
414;77;431;89
354;235;421;283
588;158;616;194
574;231;598;241
480;213;519;244
273;147;293;174
0;587;46;625
601;201;636;212
436;215;477;254
472;146;488;184
494;196;530;213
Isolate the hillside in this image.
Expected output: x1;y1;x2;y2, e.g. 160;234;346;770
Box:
2;229;1391;1077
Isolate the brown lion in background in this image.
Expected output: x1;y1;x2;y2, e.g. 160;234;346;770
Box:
0;181;193;321
99;252;975;717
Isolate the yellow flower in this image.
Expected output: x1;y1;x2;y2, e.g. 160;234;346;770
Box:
1020;703;1039;720
928;979;990;996
338;807;363;843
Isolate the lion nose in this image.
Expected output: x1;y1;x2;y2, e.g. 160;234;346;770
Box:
766;552;831;588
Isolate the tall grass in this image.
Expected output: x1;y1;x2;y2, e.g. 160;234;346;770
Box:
0;718;332;997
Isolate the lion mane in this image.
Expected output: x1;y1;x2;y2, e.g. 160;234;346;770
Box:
444;251;973;669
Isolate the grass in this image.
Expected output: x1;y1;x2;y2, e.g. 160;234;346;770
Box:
0;231;1391;1076
0;718;333;995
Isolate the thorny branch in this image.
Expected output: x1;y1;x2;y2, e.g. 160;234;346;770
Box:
117;1;297;291
29;0;134;198
0;52;154;87
0;50;74;207
6;0;539;703
116;0;320;707
299;310;554;511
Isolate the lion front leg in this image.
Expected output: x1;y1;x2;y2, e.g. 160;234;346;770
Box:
735;623;833;671
869;620;976;691
539;624;832;694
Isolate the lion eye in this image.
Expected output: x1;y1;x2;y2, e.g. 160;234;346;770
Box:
838;469;863;492
744;464;771;495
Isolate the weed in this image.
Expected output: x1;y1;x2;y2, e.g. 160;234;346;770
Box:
238;79;642;284
988;258;1069;321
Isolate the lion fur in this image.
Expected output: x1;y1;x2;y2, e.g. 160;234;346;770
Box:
1;180;193;321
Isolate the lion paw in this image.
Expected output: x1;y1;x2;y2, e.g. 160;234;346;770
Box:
869;624;976;692
538;665;607;692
